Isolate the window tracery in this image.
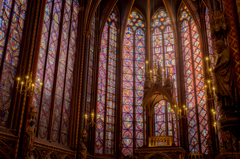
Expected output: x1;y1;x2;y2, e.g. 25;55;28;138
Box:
179;4;209;153
33;0;79;145
151;9;178;145
0;0;28;127
95;8;118;154
122;10;145;156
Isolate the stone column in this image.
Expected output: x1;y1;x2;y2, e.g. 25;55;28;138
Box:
146;0;151;71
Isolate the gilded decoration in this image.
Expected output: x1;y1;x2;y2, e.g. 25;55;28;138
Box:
210;11;228;39
33;142;76;159
211;0;240;156
22;107;37;158
0;131;18;159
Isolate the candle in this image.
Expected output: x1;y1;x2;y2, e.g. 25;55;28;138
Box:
212;87;215;96
146;61;149;72
179;109;182;118
32;84;35;91
85;114;88;128
91;112;94;122
206;57;209;71
207;80;211;92
183;105;185;116
20;82;24;92
26;76;29;87
150;70;153;81
17;77;20;89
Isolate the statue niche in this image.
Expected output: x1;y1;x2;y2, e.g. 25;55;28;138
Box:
22;107;37;159
213;40;240;153
213;40;238;109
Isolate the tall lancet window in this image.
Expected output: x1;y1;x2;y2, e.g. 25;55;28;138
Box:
33;0;79;145
179;4;209;153
95;8;118;154
0;0;28;127
122;10;145;156
151;9;178;145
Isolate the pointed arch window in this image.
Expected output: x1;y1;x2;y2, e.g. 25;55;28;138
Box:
179;4;209;153
122;10;145;156
154;101;176;138
95;8;118;155
151;9;178;145
0;0;28;127
33;0;80;145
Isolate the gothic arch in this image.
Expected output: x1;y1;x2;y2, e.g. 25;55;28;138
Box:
33;148;42;159
178;1;201;32
0;150;11;159
83;0;93;32
119;0;135;48
45;152;57;159
0;140;13;159
86;0;101;32
99;0;119;42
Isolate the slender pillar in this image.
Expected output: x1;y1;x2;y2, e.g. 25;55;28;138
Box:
146;0;151;70
145;0;151;147
222;0;240;97
80;32;91;132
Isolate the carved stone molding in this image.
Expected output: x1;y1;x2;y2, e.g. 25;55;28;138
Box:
33;141;76;159
0;132;18;159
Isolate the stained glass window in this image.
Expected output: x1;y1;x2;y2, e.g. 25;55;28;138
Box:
122;10;145;156
95;8;118;154
180;4;209;153
152;9;178;145
205;8;221;143
155;101;166;136
0;0;28;127
33;0;79;145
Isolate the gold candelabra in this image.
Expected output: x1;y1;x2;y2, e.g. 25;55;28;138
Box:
144;59;170;83
85;110;98;129
205;56;218;132
16;73;43;96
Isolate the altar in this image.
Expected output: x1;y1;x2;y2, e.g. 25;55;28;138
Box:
132;64;187;159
